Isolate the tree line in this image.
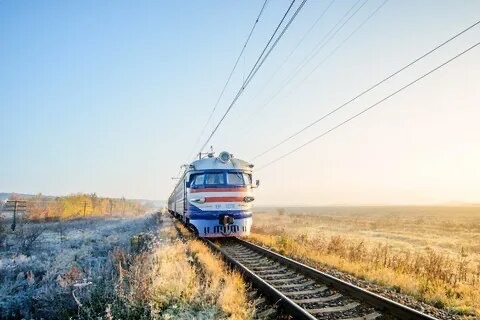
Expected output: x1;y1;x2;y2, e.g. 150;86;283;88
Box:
9;193;148;221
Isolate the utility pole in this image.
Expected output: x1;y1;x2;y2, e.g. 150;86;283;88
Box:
13;201;17;231
2;200;28;231
83;201;87;218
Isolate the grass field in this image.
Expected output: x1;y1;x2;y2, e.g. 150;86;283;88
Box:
249;206;480;317
0;212;255;319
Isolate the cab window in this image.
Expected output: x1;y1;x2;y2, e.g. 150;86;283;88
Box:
243;173;252;185
192;174;204;186
227;172;244;185
205;173;225;185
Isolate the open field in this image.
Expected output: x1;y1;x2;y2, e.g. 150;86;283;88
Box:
249;206;480;318
0;211;255;319
0;214;159;319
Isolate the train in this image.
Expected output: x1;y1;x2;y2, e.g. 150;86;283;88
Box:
168;151;259;237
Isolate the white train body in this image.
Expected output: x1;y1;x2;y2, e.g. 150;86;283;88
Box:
168;152;256;237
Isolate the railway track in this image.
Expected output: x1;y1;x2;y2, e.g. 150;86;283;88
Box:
204;237;439;320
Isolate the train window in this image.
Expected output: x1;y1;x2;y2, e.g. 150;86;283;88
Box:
192;174;204;186
205;173;225;185
243;173;252;185
227;172;244;185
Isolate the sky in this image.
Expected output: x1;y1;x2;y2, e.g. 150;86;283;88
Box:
1;0;479;205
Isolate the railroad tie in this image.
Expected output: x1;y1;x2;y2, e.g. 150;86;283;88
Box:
267;274;305;284
229;250;258;255
232;253;263;259
254;268;288;275
307;302;360;314
204;238;438;320
259;270;296;278
293;292;343;304
249;264;284;271
275;279;315;289
240;257;271;263
283;286;329;297
339;311;382;320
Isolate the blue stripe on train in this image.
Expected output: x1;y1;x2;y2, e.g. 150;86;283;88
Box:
188;204;247;214
187;205;252;220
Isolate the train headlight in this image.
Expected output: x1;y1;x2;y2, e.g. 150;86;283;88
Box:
191;198;206;204
218;151;231;163
244;196;255;202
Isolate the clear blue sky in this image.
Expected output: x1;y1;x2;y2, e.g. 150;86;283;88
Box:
1;1;479;204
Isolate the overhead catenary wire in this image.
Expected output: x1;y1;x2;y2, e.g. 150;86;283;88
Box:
197;0;308;155
294;0;389;90
249;0;368;120
197;0;300;154
241;0;387;137
256;41;480;171
187;0;269;160
248;0;336;103
250;19;480;161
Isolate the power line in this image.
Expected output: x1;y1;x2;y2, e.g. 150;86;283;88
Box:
251;19;480;161
238;0;371;137
242;0;388;138
239;0;387;140
198;0;299;154
187;0;269;160
197;0;308;155
295;0;389;89
251;0;367;120
249;0;336;103
256;41;480;171
233;0;337;134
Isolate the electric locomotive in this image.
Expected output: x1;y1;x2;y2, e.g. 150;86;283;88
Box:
168;151;259;237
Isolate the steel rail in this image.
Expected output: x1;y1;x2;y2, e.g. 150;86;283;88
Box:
205;236;439;320
233;237;438;319
170;212;438;320
203;238;317;320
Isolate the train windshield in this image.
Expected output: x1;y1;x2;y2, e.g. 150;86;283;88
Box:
190;172;252;187
192;174;204;186
205;173;225;185
227;172;252;186
227;172;243;185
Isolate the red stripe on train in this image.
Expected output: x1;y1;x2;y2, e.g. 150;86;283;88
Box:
205;197;245;203
191;188;247;193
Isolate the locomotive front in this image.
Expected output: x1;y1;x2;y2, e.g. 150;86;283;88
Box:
169;151;258;237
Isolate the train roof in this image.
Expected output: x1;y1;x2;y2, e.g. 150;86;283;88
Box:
191;152;253;172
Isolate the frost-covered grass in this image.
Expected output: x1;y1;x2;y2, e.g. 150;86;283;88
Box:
0;213;160;319
0;212;255;319
79;218;255;320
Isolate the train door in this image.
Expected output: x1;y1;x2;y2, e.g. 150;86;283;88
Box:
183;180;187;213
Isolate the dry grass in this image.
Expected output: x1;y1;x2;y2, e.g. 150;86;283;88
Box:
189;240;254;320
249;206;480;317
172;220;254;319
82;216;254;319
